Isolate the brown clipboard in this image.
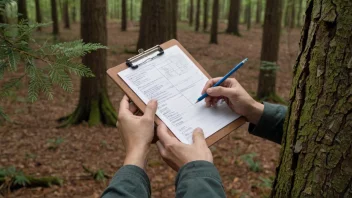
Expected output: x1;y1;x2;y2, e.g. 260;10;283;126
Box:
107;39;246;146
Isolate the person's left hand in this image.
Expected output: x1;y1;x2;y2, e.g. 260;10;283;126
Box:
118;95;158;169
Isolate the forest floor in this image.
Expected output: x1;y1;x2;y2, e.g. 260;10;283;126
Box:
0;21;301;198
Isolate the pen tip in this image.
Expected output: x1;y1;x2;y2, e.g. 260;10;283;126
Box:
195;100;199;104
243;58;248;63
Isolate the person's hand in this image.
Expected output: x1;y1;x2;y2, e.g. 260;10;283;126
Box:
156;123;213;171
201;77;264;125
118;95;158;169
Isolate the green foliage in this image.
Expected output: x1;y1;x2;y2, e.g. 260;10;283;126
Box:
47;137;64;150
240;152;262;172
94;169;106;181
259;176;273;188
0;166;29;186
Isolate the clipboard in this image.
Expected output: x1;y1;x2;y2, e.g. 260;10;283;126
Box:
107;39;246;146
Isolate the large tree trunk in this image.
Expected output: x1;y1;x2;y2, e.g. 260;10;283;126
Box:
210;0;219;44
256;0;282;99
51;0;59;36
195;0;200;31
60;0;116;127
18;0;28;21
63;0;70;29
35;0;42;31
136;0;175;50
189;0;194;26
271;0;352;197
203;0;208;32
226;0;241;36
121;0;127;31
246;0;251;30
256;0;262;24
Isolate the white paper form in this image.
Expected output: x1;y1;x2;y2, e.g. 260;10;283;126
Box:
118;45;240;144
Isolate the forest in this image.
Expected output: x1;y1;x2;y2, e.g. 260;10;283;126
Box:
0;0;351;197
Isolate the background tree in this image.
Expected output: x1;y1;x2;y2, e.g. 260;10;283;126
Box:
256;0;282;99
296;0;302;27
121;0;127;31
256;0;262;24
246;0;251;30
130;0;133;21
203;0;208;32
60;0;116;127
210;0;219;44
226;0;241;36
170;0;178;39
71;0;77;23
271;0;352;197
289;0;295;28
17;0;28;21
63;0;70;29
189;0;194;26
51;0;59;36
195;0;200;31
35;0;42;31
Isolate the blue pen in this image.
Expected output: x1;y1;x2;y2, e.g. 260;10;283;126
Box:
196;58;248;104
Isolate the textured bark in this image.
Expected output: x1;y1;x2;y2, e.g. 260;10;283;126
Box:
210;0;219;44
18;0;28;21
246;0;252;30
121;0;127;31
272;0;352;197
189;0;194;26
290;0;296;28
63;0;70;29
195;0;200;31
60;0;116;127
226;0;241;36
136;0;175;50
51;0;59;36
256;0;262;24
35;0;42;31
203;0;208;31
256;0;282;99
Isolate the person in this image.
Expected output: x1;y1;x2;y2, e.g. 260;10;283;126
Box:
101;77;287;198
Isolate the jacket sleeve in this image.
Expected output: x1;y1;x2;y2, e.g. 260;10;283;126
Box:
175;161;226;198
101;165;151;198
248;102;287;144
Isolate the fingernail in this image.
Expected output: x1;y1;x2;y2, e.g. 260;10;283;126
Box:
195;127;203;133
149;99;157;105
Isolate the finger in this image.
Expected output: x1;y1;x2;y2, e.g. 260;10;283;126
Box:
129;102;138;114
143;99;158;119
192;128;207;146
201;77;223;94
205;96;211;107
211;98;220;106
119;95;133;115
207;86;235;98
157;123;176;145
156;141;167;157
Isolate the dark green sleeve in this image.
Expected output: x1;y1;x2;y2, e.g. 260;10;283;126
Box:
175;161;226;198
248;102;287;144
101;165;151;198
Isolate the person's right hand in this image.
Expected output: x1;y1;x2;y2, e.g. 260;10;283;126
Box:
202;77;264;125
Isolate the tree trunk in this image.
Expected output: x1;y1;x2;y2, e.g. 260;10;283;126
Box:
289;0;295;28
210;0;219;44
226;0;241;36
136;0;175;50
35;0;42;31
63;0;70;29
246;0;251;30
130;0;133;21
171;0;178;39
284;0;290;28
189;0;194;26
256;0;262;24
203;0;208;32
51;0;59;36
121;0;127;31
296;0;302;27
60;0;117;127
195;0;200;31
72;1;77;23
18;0;28;21
256;0;282;99
271;0;352;197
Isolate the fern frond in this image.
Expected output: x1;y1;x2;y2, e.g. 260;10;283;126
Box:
14;174;30;186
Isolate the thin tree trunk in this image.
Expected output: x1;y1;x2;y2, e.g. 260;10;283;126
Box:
296;0;302;27
290;0;295;28
51;0;59;36
203;0;208;31
246;0;251;30
35;0;42;31
189;0;194;26
18;0;28;21
121;0;127;31
256;0;262;24
271;0;352;197
63;0;70;29
210;0;219;44
256;0;282;99
171;0;178;39
195;0;200;31
72;0;76;23
130;0;133;21
226;0;241;36
284;0;290;28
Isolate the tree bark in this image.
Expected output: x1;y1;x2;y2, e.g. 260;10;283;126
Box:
256;0;262;24
121;0;127;31
60;0;116;127
18;0;28;21
290;0;295;28
203;0;208;32
35;0;42;31
63;0;70;29
256;0;282;99
271;0;352;197
226;0;241;36
195;0;200;31
246;0;251;30
51;0;59;36
136;0;175;50
189;0;194;26
210;0;219;44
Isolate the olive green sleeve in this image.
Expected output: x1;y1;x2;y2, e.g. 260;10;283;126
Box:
248;102;287;144
175;161;226;198
101;165;151;198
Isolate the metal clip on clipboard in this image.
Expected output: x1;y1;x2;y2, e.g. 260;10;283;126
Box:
126;45;164;69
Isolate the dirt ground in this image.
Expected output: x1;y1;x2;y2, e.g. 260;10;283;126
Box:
0;21;301;198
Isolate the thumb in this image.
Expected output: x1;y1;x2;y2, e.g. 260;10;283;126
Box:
206;86;235;98
192;128;207;145
144;99;158;119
